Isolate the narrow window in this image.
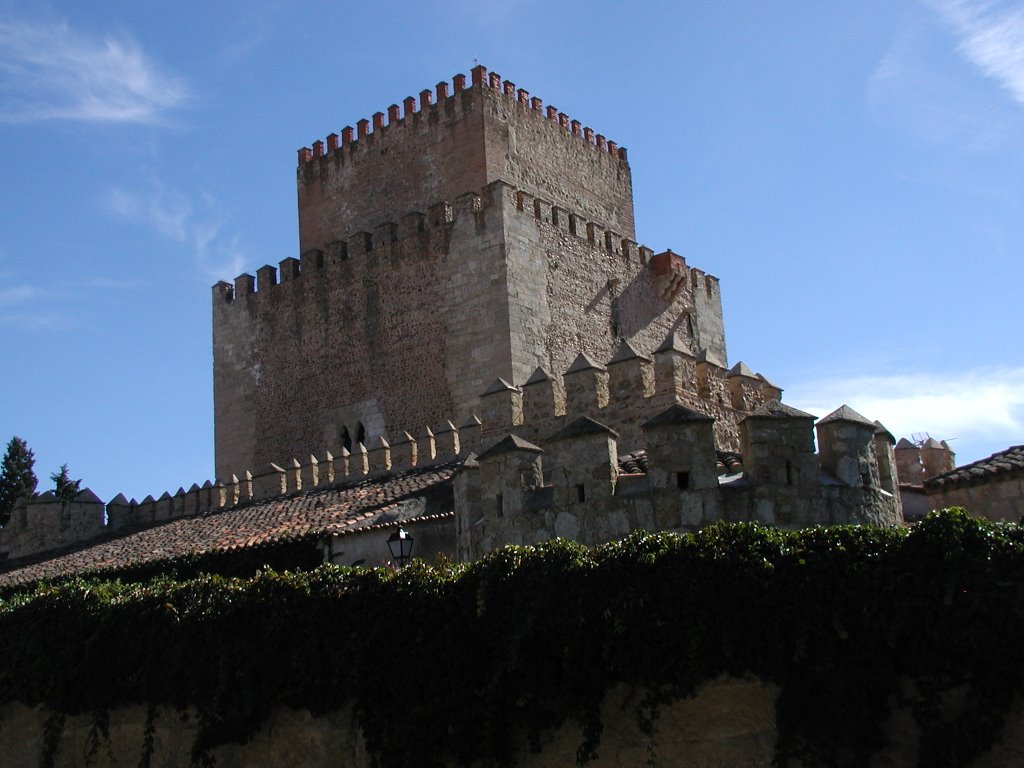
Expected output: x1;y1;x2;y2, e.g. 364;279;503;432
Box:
496;494;504;518
676;472;690;490
786;461;794;486
575;484;586;503
356;422;366;447
341;427;352;452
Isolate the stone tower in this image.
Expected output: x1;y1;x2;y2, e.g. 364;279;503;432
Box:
212;66;729;482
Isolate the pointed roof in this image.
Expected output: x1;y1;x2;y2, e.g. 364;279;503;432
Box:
922;437;945;450
565;352;606;374
460;414;482;429
524;367;550;386
34;491;57;503
477;434;544;460
642;403;714;428
873;420;895;443
108;493;130;507
746;400;815;420
608;340;651;365
654;330;693;356
818;405;875;427
895;437;917;450
546;416;618;443
726;361;757;378
756;372;781;389
482;377;518;396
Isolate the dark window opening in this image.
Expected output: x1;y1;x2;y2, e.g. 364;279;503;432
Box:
676;472;690;490
786;461;794;486
575;484;586;503
356;422;366;447
341;427;352;452
496;494;504;518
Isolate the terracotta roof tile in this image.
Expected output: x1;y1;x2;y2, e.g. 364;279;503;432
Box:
924;445;1024;491
0;462;461;588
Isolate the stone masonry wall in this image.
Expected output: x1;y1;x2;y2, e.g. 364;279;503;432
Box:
296;65;633;256
6;677;1024;767
214;186;512;482
925;481;1024;522
214;180;706;482
0;492;104;562
501;188;725;387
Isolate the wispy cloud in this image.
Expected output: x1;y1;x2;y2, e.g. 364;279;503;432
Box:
106;183;246;279
0;284;34;304
0;16;188;124
867;6;1024;156
925;0;1024;105
0;312;62;330
787;366;1024;461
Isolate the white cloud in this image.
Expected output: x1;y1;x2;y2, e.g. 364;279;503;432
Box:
787;366;1024;461
925;0;1024;105
106;184;246;279
0;16;187;124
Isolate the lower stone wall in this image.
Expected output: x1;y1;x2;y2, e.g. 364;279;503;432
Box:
925;479;1024;523
4;676;1024;767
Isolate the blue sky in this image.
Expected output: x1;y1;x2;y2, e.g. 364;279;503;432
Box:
1;0;1022;502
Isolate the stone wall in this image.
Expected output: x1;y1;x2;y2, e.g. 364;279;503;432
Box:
5;676;1024;767
213;178;712;483
923;480;1024;523
296;65;633;256
221;65;653;483
0;491;104;561
457;403;902;561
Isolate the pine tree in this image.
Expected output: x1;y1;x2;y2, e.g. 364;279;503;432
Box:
0;436;38;524
51;464;82;504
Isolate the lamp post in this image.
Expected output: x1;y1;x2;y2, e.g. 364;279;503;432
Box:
387;527;414;568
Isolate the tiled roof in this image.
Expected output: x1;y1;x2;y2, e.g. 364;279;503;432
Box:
617;450;742;476
925;445;1024;491
0;462;461;588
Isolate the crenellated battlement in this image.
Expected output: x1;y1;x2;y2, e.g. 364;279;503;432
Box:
296;64;626;171
456;401;903;559
215;181;715;305
1;387;900;568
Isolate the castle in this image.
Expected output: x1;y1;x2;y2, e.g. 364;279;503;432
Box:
0;65;904;582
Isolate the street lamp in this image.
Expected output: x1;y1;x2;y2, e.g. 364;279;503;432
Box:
387;527;414;567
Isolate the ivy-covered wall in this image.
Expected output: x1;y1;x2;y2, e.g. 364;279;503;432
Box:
1;509;1023;768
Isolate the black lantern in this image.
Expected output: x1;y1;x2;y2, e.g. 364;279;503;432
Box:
387;527;414;567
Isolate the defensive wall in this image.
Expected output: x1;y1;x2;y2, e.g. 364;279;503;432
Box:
1;343;898;566
214;180;727;483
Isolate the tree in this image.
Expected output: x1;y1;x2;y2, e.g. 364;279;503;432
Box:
51;464;82;504
0;436;38;524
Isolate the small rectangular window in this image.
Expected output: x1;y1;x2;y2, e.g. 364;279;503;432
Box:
496;494;504;518
676;472;690;490
575;484;586;503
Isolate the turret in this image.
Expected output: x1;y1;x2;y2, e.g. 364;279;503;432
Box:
815;405;880;489
740;401;818;490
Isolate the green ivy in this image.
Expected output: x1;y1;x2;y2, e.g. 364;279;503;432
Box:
0;509;1022;767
